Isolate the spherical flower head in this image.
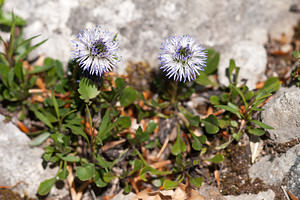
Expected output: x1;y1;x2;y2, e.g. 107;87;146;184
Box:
72;26;119;77
159;35;207;82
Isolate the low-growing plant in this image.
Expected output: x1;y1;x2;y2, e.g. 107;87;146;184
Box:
0;9;283;199
291;50;300;87
210;59;280;149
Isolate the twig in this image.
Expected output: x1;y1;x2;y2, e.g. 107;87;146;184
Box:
151;160;171;169
281;186;290;200
156;135;170;160
0;181;27;189
66;165;77;200
101;139;126;152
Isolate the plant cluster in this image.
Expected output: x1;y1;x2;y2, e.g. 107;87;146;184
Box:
0;11;280;198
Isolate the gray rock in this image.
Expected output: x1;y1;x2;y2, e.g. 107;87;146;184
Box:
261;87;300;144
287;156;300;198
217;40;267;90
224;189;275;200
111;190;136;200
249;144;300;186
0;115;68;198
198;184;226;200
3;0;299;74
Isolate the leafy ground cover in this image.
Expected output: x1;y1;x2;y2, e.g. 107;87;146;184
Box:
0;6;300;200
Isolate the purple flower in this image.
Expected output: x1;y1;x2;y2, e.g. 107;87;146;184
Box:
72;26;119;76
159;35;207;82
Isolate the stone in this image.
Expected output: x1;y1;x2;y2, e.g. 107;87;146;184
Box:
217;40;267;90
224;189;275;200
261;87;300;144
287;156;300;198
0;115;68;198
249;144;300;186
198;184;226;200
3;0;299;74
111;190;136;200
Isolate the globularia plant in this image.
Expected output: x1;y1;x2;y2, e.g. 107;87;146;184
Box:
159;35;207;82
0;12;282;197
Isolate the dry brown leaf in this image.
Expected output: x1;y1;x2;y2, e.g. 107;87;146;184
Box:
36;77;46;90
34;55;45;66
214;170;220;189
32;95;44;103
173;186;187;200
190;189;205;200
134;189;160;200
17;121;29;133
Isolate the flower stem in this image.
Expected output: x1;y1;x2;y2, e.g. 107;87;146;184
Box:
170;81;178;106
85;104;95;159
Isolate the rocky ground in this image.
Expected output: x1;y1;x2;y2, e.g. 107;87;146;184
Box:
1;1;300;200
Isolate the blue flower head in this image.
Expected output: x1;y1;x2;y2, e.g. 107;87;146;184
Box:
159;35;207;82
72;26;119;76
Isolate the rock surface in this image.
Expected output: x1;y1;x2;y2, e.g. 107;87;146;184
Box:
198;184;226;200
224;189;275;200
111;190;136;200
287;156;300;198
217;40;267;90
261;87;300;144
3;0;299;75
0;115;68;198
249;144;300;186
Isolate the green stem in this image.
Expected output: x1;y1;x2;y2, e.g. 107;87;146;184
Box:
134;148;148;166
170;81;178;106
85;104;95;159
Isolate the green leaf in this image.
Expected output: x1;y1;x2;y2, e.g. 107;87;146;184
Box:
57;154;80;162
16;39;48;62
206;154;224;163
14;61;24;82
98;109;110;135
103;172;116;183
129;159;143;175
29;132;51;146
115;77;126;89
78;78;100;103
0;63;9;86
51;91;60;120
94;171;108;188
117;116;131;129
191;135;202;151
206;49;220;74
124;182;132;194
232;85;248;108
0;11;26;26
215;104;241;118
210;95;220;105
256;77;280;99
248;128;265;136
32;109;53;129
163;179;178;190
245;91;255;101
96;156;112;169
171;127;186;156
195;72;217;86
190;176;203;188
215;137;233;150
64;124;89;144
75;163;95;181
120;86;138;107
293;51;300;58
228;59;236;84
250;120;274;130
38;177;56;195
58;162;69;180
202;114;219;134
